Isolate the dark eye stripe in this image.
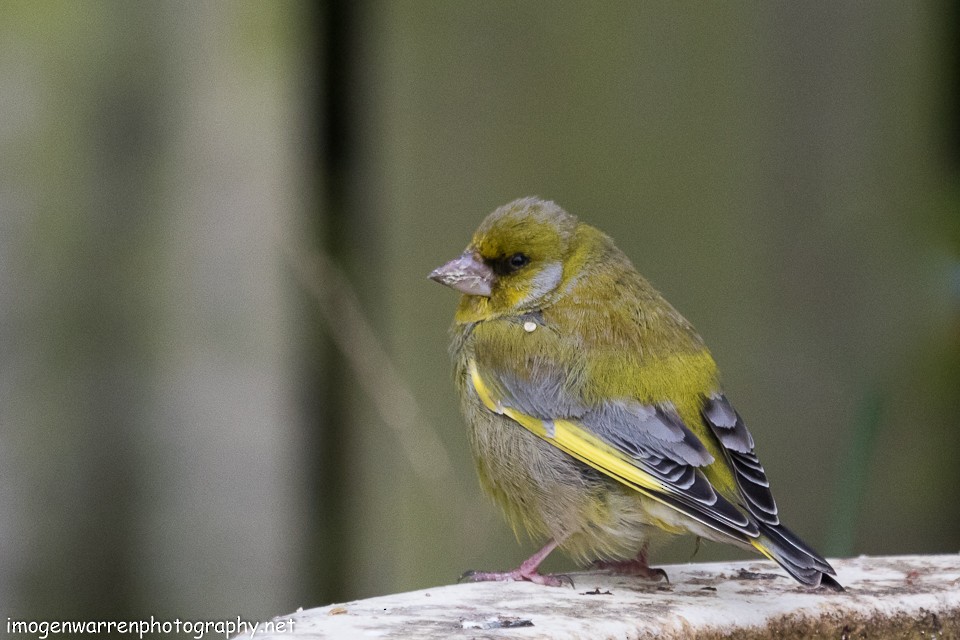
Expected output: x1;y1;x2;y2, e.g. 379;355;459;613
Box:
490;252;530;276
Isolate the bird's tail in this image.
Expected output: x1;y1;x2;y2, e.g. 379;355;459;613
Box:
751;522;843;591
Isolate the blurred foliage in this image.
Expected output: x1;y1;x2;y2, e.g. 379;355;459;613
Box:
0;1;957;632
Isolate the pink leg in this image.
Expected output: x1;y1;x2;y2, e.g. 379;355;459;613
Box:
593;543;669;582
461;539;573;587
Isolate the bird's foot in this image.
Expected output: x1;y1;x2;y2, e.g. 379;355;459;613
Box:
459;539;572;587
460;569;574;588
592;558;669;582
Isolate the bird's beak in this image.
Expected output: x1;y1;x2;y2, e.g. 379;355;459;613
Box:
428;251;494;297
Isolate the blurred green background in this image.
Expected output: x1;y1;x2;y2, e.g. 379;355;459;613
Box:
1;0;958;632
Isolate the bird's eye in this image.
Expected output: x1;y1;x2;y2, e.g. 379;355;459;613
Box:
507;253;529;270
489;252;531;276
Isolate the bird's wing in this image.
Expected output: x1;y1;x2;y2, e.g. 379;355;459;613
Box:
467;359;761;542
701;393;779;526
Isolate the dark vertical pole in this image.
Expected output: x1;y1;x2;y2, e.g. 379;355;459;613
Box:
304;0;355;604
950;0;960;171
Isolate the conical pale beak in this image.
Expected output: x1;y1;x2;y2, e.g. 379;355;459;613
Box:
428;252;494;297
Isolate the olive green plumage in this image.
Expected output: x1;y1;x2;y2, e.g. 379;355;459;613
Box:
431;197;841;589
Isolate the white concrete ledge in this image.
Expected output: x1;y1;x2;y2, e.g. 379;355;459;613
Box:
241;554;960;639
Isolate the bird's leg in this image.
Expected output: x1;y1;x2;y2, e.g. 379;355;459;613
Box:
592;542;669;582
460;539;573;587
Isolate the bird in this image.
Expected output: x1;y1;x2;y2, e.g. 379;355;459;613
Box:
429;197;842;590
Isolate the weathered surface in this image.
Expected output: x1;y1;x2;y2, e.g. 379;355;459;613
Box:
241;555;960;639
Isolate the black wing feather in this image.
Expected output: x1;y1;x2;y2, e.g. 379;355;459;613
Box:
702;393;780;526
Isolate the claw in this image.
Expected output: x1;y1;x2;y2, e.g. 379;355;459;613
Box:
593;559;669;582
553;573;576;588
460;568;573;587
592;543;669;582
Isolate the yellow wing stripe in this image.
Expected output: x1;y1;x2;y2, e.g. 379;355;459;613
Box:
468;360;668;497
750;538;777;562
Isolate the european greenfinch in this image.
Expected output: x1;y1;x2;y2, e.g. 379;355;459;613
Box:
429;197;841;590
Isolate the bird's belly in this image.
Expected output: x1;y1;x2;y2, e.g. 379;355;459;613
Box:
465;402;695;562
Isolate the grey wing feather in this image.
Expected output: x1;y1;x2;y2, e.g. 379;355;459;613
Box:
492;367;583;418
577;400;758;535
702;393;780;525
584;401;713;466
703;393;754;451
